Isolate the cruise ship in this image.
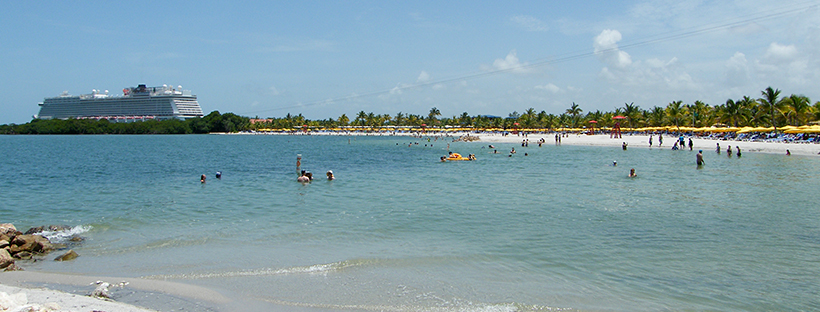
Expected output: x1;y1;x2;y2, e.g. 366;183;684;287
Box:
35;84;204;122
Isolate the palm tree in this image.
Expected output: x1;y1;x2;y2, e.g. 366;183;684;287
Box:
355;111;367;127
338;114;349;126
665;101;684;132
785;94;811;126
622;102;640;129
428;107;441;125
721;99;746;127
760;87;782;131
523;108;537;128
566;102;583;128
690;100;709;127
394;112;405;126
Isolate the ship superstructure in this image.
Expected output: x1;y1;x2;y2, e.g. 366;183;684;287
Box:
36;84;204;122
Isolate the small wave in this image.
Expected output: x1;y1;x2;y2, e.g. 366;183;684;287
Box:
38;225;92;244
144;258;379;280
257;299;568;312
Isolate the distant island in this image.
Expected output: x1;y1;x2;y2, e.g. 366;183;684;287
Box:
3;87;819;135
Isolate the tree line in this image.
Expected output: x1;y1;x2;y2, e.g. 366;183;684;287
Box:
249;87;820;131
0;111;249;134
3;87;819;134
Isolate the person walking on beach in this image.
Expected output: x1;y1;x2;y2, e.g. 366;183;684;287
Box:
696;150;704;166
658;134;663;146
716;143;720;153
649;134;653;147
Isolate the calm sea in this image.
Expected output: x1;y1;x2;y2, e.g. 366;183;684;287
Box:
1;134;818;311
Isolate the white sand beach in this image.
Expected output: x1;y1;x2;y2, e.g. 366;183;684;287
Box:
474;133;820;156
0;271;230;312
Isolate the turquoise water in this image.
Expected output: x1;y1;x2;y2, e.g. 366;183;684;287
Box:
1;135;819;311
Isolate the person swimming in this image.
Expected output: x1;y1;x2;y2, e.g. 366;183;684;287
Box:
326;170;335;180
629;168;637;177
215;171;222;179
297;170;310;183
200;174;206;183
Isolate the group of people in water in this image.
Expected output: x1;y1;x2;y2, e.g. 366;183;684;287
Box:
297;169;334;183
200;171;222;183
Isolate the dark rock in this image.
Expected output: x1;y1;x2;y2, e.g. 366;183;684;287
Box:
13;251;32;260
33;235;53;252
24;226;44;235
54;250;78;261
48;225;70;232
0;240;8;249
69;235;85;242
3;263;23;271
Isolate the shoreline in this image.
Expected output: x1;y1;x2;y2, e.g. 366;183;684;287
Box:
226;131;820;156
473;133;820;156
0;271;230;312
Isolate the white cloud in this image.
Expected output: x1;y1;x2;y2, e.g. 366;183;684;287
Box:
491;50;531;73
593;29;632;69
417;71;431;83
763;42;798;63
724;52;750;87
593;28;699;97
511;15;549;32
535;83;561;93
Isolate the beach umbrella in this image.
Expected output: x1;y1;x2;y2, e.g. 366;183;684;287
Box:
612;115;627;119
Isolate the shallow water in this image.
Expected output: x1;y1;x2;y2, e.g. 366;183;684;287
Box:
1;134;819;311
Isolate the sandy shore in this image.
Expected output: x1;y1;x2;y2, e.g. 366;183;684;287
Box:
474;133;820;156
0;271;230;312
232;131;820;156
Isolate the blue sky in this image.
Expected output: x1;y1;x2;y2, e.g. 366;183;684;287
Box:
2;1;819;124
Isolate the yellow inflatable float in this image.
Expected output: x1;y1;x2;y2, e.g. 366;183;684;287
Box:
445;153;475;161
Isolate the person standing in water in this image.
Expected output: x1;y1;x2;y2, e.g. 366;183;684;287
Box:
736;146;741;157
629;168;637;177
200;174;206;183
696;150;704;166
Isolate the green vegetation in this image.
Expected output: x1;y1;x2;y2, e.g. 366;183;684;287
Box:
0;111;248;134
3;87;820;134
248;87;820;131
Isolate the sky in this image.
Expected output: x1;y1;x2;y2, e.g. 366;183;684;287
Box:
2;0;820;124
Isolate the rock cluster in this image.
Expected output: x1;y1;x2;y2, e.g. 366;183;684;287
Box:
0;223;81;272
